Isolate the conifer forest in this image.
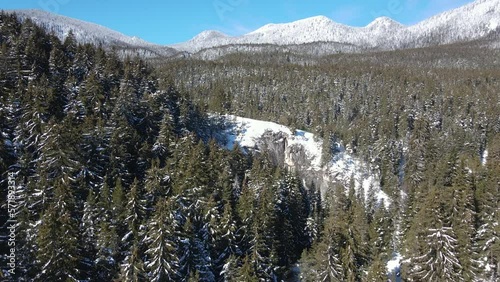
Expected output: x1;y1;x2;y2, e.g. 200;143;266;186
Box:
0;10;499;282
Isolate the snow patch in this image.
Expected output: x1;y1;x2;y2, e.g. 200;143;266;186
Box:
481;149;488;166
490;19;499;31
387;253;402;274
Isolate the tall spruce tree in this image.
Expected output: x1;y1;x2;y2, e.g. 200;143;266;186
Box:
35;177;80;281
144;198;179;282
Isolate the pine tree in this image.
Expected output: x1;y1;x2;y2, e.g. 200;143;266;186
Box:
95;178;119;281
212;202;239;279
299;208;345;282
123;178;146;247
405;187;464;282
152;112;176;161
235;256;258;282
220;255;239;282
112;177;126;232
318;239;345;282
108;107;141;185
450;159;479;280
474;139;500;281
368;202;394;261
249;176;279;281
273;173;308;274
35;177;81;281
80;189;98;279
119;241;146;282
177;217;195;281
191;220;216;282
144;158;172;209
411;227;464;281
365;255;388;282
236;182;256;251
144;198;179;282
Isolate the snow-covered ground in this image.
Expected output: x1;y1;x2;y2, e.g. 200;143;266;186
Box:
482;149;488;166
386;253;403;281
222;115;390;207
387;253;402;274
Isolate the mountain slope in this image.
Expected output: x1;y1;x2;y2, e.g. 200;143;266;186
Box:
6;9;179;58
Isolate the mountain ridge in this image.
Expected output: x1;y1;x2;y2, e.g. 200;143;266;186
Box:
4;9;179;58
4;0;500;57
173;0;500;52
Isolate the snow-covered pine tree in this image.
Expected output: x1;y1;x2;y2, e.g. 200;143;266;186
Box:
119;241;146;282
220;254;240;282
144;198;179;282
95;178;120;281
322;243;346;282
474;138;500;281
152;111;176;160
191;219;216;282
411;227;464;281
35;177;81;281
123;178;147;248
405;187;464;282
298;208;344;282
250;183;279;281
368;200;394;262
450;158;479;280
213;201;240;280
144;158;172;210
80;188;98;279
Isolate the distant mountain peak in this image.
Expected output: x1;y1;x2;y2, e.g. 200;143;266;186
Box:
191;30;228;41
366;17;404;29
298;15;335;24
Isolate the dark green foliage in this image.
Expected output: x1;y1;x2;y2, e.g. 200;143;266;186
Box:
144;198;179;282
35;178;81;281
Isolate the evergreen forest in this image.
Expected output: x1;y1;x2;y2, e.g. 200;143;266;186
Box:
0;13;499;282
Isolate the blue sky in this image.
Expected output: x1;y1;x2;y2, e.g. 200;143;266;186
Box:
1;0;475;45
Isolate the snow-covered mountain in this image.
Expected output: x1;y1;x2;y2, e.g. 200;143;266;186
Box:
5;0;500;58
5;9;179;58
173;0;500;53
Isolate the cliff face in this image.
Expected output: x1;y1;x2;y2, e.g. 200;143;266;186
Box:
256;131;327;191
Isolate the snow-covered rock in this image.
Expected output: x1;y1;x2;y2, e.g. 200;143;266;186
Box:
222;115;390;207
